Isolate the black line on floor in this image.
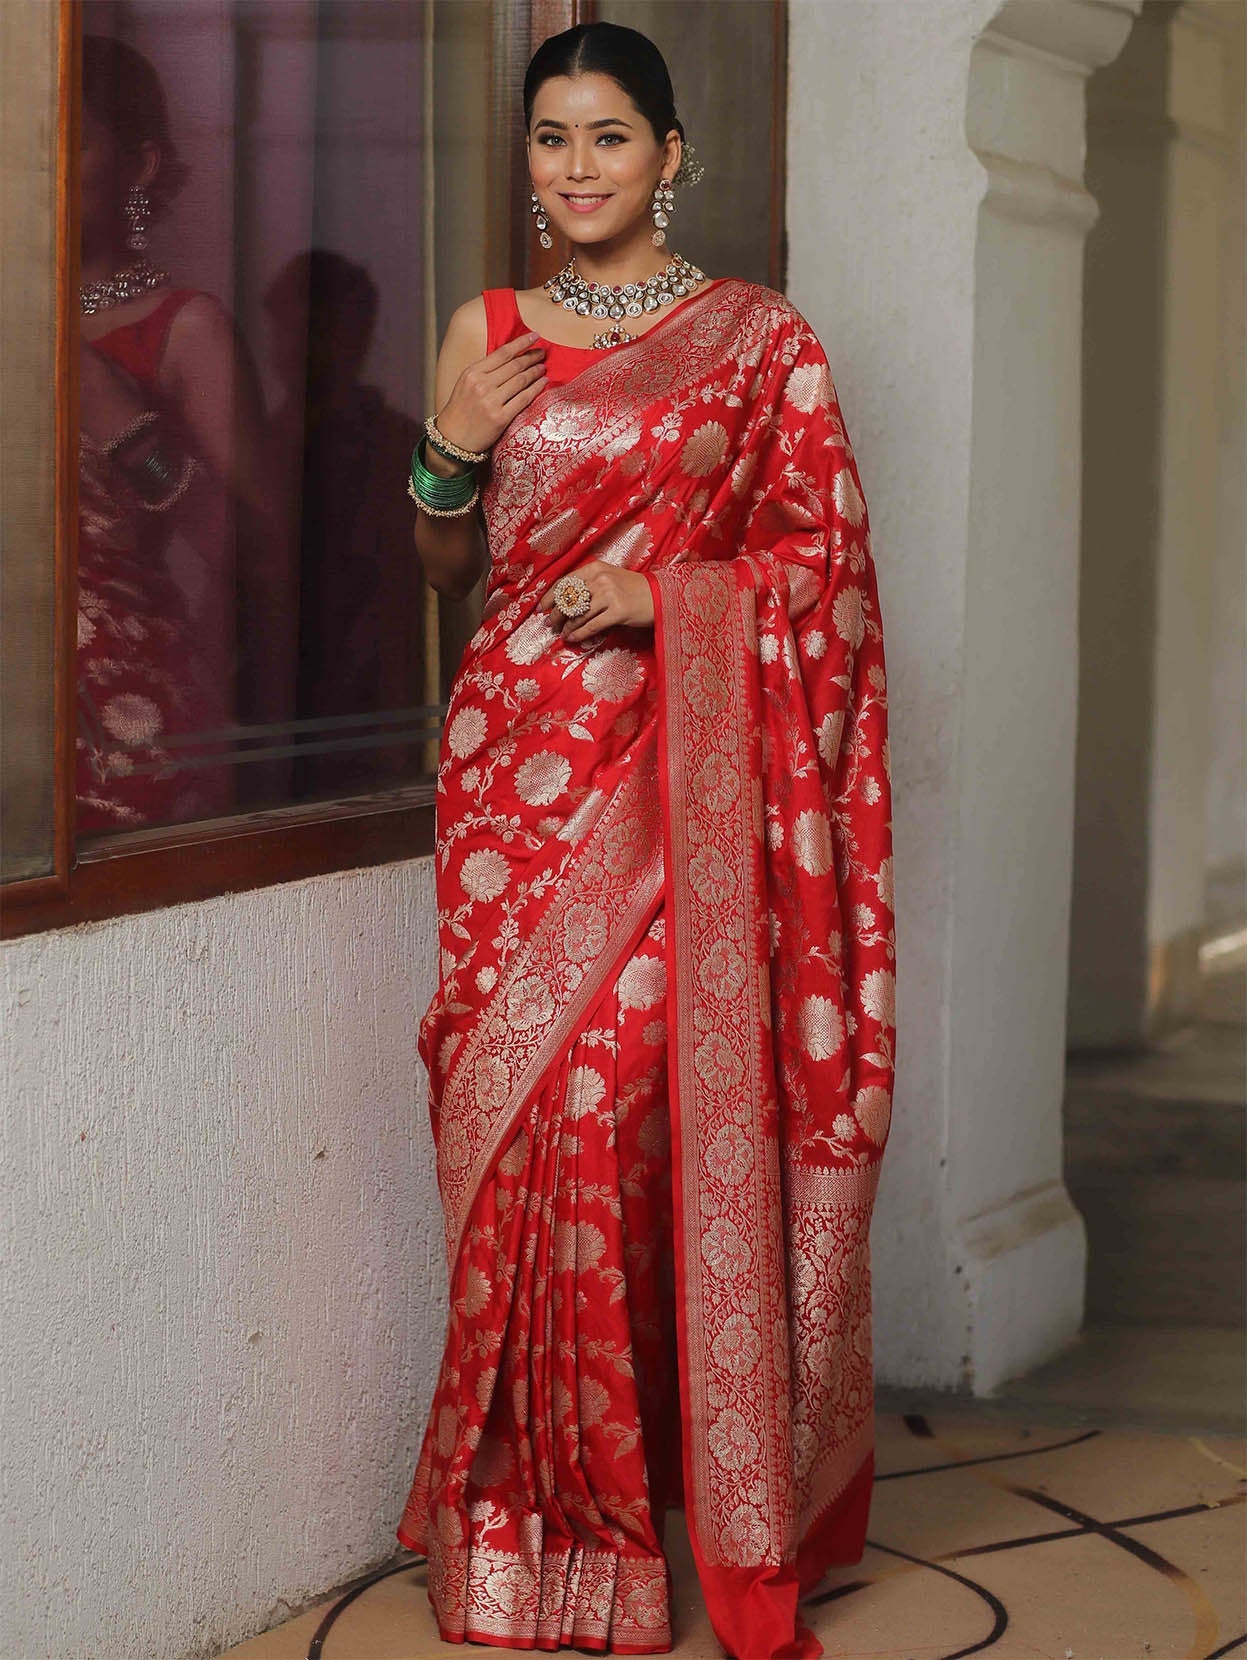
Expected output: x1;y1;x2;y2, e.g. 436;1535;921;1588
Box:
1007;1484;1190;1581
805;1537;1009;1657
879;1418;1102;1480
1203;1635;1246;1659
799;1575;873;1604
306;1555;425;1660
951;1492;1246;1559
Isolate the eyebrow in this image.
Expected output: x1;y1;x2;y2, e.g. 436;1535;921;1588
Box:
532;117;634;131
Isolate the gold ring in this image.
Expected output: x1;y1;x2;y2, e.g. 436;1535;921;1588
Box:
552;574;592;618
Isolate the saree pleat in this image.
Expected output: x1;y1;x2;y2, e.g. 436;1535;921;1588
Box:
403;914;678;1652
399;277;895;1660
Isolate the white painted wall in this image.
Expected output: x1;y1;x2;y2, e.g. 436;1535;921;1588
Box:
1;861;443;1660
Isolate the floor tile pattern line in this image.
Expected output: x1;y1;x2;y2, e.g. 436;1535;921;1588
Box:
305;1557;425;1660
818;1536;1010;1658
876;1421;1103;1481
1191;1439;1248;1479
951;1490;1246;1558
1203;1635;1247;1659
890;1413;1235;1660
1004;1482;1222;1658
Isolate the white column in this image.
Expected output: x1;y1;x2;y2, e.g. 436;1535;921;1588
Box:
788;0;1138;1392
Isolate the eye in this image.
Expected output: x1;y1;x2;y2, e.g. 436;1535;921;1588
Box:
536;132;627;146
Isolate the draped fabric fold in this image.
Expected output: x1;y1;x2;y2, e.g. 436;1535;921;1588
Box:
398;277;895;1660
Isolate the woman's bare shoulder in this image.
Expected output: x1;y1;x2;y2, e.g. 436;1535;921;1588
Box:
434;294;490;405
445;293;488;357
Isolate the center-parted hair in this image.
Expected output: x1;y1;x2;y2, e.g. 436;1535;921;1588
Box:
523;21;685;147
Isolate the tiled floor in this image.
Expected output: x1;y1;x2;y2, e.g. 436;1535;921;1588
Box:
219;1409;1246;1660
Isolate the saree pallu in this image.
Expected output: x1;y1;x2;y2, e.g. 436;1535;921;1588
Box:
397;277;896;1660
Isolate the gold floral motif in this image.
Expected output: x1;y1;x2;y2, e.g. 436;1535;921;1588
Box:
592;521;653;568
792;809;833;876
859;966;896;1027
680;419;730;476
529;505;584;556
799;994;845;1061
783;359;833;414
514;750;573;806
832;465;866;526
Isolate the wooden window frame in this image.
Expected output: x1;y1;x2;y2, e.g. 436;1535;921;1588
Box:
2;0;785;941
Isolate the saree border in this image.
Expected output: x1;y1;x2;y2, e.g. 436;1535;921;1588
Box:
650;560;795;1569
437;720;664;1268
783;1156;881;1542
427;1535;673;1653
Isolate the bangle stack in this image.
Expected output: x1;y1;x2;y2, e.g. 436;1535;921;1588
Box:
423;415;488;466
407;418;490;519
129;447;198;511
101;409;197;510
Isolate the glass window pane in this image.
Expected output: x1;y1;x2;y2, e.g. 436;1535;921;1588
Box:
75;0;488;847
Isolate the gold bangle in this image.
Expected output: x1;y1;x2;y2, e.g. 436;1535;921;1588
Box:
407;476;480;516
424;414;489;466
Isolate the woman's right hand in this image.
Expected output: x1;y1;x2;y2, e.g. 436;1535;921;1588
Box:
433;331;547;456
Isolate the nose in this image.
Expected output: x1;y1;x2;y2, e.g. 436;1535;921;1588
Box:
564;137;599;181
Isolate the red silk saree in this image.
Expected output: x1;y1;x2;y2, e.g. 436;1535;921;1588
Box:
397;277;895;1660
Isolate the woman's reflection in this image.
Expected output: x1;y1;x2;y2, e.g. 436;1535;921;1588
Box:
77;34;294;834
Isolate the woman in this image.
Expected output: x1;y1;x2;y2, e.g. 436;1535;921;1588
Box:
77;35;291;832
398;23;895;1660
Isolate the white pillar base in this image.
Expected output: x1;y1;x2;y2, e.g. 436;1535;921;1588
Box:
954;1181;1088;1395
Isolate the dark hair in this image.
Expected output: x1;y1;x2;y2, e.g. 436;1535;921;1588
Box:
523;21;684;148
82;34;190;216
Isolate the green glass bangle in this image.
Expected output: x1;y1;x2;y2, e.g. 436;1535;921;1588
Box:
410;435;477;507
410;443;473;493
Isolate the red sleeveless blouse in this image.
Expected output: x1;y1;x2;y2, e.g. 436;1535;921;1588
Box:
482;287;610;388
90;288;201;388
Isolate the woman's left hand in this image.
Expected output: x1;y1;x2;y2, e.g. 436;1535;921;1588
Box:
538;561;655;643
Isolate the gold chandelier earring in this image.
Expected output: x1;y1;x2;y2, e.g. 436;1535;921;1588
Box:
651;178;674;248
125;185;152;252
531;190;552;251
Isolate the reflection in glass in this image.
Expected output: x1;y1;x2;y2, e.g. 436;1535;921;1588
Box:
265;250;427;800
78;32;260;834
75;2;454;847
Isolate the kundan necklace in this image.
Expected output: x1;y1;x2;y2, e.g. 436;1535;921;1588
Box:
80;257;170;316
543;253;707;349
